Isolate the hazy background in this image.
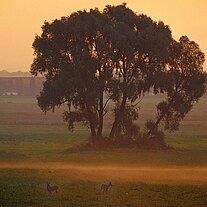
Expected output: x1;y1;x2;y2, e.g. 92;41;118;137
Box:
1;0;207;72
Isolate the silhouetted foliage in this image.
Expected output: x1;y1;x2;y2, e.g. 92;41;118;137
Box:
147;36;206;137
103;4;173;139
31;3;206;148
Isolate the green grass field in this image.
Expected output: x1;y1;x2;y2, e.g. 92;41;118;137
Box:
0;95;207;206
0;169;207;207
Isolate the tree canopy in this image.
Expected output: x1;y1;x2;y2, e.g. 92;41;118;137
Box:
31;3;206;149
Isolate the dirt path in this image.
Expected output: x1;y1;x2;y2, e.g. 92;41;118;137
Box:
0;162;207;185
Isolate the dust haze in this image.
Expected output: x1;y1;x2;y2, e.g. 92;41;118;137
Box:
1;162;207;185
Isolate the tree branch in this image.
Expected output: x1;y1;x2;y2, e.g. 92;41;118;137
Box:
103;94;113;110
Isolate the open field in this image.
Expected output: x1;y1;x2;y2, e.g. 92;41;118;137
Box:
0;125;207;166
0;95;207;206
0;95;206;126
0;169;207;207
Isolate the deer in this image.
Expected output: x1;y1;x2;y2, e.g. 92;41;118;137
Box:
100;181;112;193
46;183;58;194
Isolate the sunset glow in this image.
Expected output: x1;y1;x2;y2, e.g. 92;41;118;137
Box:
1;0;207;71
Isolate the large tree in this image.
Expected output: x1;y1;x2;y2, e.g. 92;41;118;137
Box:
31;4;206;147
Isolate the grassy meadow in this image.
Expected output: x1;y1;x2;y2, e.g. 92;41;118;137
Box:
0;95;207;206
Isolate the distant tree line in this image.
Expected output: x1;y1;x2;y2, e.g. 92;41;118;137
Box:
0;77;44;96
0;70;31;77
31;4;206;149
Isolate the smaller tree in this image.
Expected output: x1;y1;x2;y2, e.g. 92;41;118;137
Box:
147;36;206;136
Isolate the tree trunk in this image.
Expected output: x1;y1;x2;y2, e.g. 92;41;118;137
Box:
86;105;97;143
147;86;185;137
97;93;104;139
109;94;127;139
147;97;174;136
90;124;97;143
147;113;165;137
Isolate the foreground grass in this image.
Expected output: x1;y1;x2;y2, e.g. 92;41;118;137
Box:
0;169;207;207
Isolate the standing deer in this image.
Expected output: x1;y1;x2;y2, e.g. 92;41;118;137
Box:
100;181;112;193
46;183;58;194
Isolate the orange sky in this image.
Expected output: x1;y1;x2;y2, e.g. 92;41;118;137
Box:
0;0;207;72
